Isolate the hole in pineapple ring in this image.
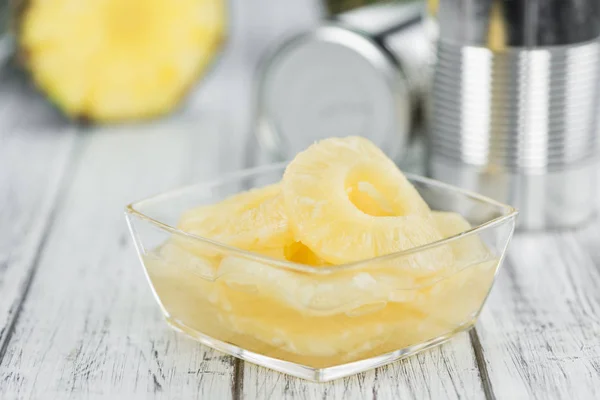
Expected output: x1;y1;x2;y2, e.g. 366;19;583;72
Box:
344;164;401;217
345;301;388;317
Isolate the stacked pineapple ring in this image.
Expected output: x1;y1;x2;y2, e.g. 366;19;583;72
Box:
180;136;456;267
164;137;492;357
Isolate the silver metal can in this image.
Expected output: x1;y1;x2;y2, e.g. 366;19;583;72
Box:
254;1;431;162
427;0;600;229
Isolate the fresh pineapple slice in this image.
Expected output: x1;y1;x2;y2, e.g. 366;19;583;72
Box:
282;136;449;269
178;184;293;251
20;0;225;121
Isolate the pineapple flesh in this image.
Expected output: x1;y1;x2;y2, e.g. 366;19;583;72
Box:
282;136;448;266
141;136;497;367
20;0;225;121
178;184;293;252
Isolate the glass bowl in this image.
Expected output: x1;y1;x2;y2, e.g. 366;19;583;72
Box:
125;163;517;382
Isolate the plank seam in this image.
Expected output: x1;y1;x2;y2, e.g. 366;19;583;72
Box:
232;358;244;400
0;133;83;364
469;328;496;400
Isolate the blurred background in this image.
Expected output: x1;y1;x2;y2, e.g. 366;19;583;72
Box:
1;0;599;229
0;0;321;158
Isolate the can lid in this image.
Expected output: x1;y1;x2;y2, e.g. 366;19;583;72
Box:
256;24;412;161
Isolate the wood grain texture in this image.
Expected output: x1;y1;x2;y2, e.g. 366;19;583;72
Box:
0;120;237;399
241;334;486;400
2;0;600;397
0;64;75;359
476;224;600;399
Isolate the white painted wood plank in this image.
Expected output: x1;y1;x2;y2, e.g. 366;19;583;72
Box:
242;334;486;399
0;65;75;356
0;118;237;399
476;228;600;400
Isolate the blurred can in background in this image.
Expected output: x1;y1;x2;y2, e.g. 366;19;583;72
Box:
427;0;600;229
254;0;431;162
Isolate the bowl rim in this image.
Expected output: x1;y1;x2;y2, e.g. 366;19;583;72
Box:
125;162;518;275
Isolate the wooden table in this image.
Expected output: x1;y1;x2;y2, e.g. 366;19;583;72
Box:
1;2;600;398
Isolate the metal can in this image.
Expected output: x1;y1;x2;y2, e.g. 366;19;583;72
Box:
254;1;431;162
427;0;600;229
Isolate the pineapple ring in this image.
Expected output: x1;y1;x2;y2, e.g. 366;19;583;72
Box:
216;256;418;317
219;307;452;360
178;184;293;251
212;259;456;359
159;240;218;281
220;306;414;359
282;136;450;268
283;241;329;266
432;211;491;269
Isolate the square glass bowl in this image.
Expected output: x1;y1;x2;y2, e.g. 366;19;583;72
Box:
125;163;517;382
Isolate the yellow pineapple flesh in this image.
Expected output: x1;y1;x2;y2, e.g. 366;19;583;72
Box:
140;136;499;366
282;136;450;269
432;211;490;267
178;184;293;252
20;0;225;121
